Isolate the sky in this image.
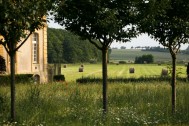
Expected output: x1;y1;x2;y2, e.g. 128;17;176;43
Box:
47;19;189;50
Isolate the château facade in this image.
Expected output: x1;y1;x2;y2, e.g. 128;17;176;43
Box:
0;27;48;83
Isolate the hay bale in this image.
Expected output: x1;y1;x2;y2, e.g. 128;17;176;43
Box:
157;62;161;66
129;68;135;73
161;69;168;76
63;64;67;68
185;63;188;67
79;67;84;72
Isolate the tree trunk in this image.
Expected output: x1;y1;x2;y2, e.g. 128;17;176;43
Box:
10;52;16;122
102;48;108;114
171;53;176;114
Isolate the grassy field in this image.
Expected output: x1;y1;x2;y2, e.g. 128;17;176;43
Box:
1;64;189;125
0;82;189;125
110;49;189;62
61;63;187;82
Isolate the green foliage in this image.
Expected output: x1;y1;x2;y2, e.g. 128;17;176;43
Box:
0;74;33;86
53;75;65;81
135;54;154;64
0;55;6;74
47;28;101;63
166;64;185;78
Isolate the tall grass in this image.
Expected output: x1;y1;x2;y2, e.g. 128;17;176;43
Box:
0;81;189;125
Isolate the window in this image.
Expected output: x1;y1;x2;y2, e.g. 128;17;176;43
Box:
32;33;39;63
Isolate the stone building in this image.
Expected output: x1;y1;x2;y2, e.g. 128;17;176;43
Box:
0;27;48;83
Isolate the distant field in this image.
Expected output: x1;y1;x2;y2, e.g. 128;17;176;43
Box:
110;49;189;62
61;63;187;82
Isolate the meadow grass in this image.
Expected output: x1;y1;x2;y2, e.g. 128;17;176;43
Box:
0;81;189;126
0;64;188;125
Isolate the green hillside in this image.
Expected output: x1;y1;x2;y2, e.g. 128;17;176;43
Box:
47;28;101;63
110;49;189;63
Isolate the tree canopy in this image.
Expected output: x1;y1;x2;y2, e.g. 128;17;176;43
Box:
53;0;138;49
0;0;54;53
138;0;189;51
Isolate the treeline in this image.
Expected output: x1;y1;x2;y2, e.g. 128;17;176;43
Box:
142;46;189;55
47;28;101;63
142;46;169;52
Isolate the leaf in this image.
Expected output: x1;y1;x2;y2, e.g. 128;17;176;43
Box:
4;26;8;32
33;10;36;15
26;21;30;28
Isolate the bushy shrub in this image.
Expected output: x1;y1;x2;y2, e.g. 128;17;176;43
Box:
0;55;6;74
76;76;186;84
119;61;126;64
0;74;33;85
53;75;65;81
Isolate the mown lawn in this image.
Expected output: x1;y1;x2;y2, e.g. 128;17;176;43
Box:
61;63;187;82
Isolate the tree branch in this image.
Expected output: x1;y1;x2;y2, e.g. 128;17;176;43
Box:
98;38;104;45
15;32;32;52
108;41;112;47
88;38;102;50
0;39;10;54
1;42;10;55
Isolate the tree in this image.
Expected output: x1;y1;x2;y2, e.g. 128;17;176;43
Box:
54;0;138;114
135;54;154;64
0;0;54;121
138;0;189;113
